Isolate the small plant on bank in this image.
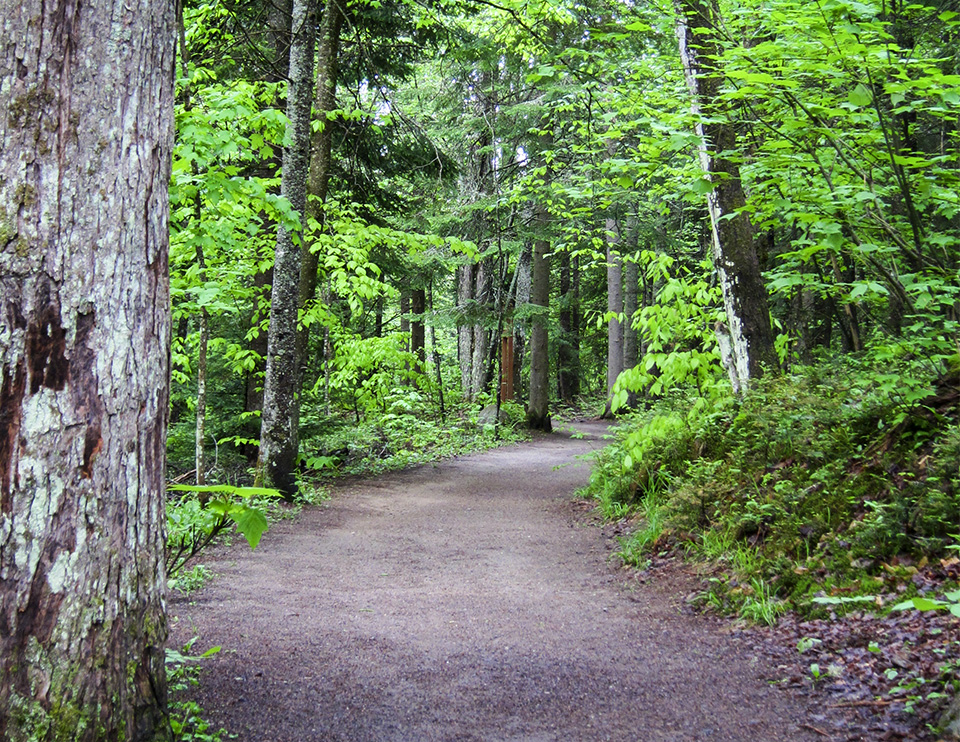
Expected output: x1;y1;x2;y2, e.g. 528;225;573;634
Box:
166;639;227;742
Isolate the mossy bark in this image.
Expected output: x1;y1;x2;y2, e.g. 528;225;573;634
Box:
258;0;319;499
0;0;175;739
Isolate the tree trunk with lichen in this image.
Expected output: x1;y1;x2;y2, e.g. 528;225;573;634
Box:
257;0;318;499
0;1;175;739
676;0;777;390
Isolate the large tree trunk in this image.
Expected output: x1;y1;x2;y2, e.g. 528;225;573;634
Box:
676;0;778;390
0;1;175;739
527;212;551;431
457;263;476;397
258;0;318;499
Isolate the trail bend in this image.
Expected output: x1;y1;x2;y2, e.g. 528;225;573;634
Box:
169;420;827;741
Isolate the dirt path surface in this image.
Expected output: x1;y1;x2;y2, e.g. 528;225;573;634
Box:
169;422;830;741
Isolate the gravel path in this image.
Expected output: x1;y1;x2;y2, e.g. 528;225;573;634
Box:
169;421;831;741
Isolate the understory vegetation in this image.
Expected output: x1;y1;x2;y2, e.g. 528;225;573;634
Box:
590;351;959;619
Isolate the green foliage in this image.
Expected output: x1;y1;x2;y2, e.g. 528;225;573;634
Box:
166;639;227;742
585;349;960;622
166;484;279;577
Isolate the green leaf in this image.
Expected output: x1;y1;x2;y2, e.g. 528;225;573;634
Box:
691;177;714;194
168;484;282;499
229;505;269;549
848;83;873;108
893;597;946;611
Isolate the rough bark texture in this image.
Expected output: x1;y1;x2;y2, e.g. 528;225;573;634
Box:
676;0;778;390
604;215;624;418
296;0;343;374
457;261;495;401
0;1;174;739
526;223;551;431
266;0;294;80
258;0;318;499
195;309;208;485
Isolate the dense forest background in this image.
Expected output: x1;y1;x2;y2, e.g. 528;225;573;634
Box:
166;0;960;730
171;0;958;496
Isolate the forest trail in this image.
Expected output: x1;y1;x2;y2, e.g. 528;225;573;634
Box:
169;421;829;742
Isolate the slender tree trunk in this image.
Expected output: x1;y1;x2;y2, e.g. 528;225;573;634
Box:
527;212;552;430
411;288;426;376
243;262;271;462
623;213;640;374
258;0;318;499
194;197;209;485
266;0;294;81
676;0;778;390
471;260;493;396
196;308;209;485
457;263;476;397
428;281;446;421
604;210;624;418
557;250;581;404
0;1;175;738
297;0;344;376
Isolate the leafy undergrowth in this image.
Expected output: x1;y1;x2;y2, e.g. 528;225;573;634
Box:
586;352;960;737
297;397;530;481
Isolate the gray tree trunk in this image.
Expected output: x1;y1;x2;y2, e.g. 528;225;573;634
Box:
557;252;580;404
457;263;475;396
297;0;344;375
196;308;209;485
676;0;777;390
0;1;175;739
527;210;551;431
410;288;426;376
258;0;318;498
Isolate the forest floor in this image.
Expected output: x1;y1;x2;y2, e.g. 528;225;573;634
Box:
168;420;860;741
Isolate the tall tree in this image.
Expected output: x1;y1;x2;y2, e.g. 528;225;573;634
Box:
675;0;777;390
298;0;345;373
527;204;552;431
557;251;580;404
0;0;175;738
604;181;624;417
258;0;319;498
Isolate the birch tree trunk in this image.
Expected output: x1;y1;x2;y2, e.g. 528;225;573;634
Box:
258;0;318;498
676;0;777;389
0;1;175;738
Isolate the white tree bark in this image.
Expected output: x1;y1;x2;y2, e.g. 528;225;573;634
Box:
676;0;777;390
0;0;175;738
